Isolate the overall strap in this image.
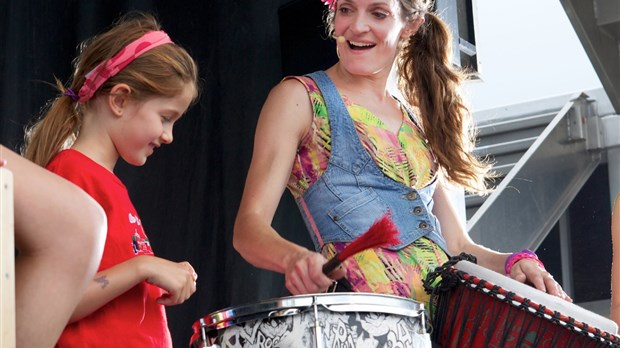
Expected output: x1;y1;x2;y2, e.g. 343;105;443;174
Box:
306;71;371;173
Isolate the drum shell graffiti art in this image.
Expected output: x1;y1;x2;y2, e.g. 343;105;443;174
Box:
190;292;431;348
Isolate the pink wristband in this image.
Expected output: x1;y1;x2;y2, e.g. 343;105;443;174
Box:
505;249;545;275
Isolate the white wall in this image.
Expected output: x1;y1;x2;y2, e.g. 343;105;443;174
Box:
464;0;603;113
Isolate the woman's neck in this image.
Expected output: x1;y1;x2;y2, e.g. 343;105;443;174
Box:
326;63;406;134
327;63;395;103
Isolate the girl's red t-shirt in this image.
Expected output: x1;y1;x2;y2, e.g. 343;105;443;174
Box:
49;150;172;348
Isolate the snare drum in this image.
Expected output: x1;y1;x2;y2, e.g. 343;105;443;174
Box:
426;258;620;348
190;293;431;348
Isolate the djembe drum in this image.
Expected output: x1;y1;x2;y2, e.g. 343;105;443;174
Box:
190;292;431;348
424;254;620;347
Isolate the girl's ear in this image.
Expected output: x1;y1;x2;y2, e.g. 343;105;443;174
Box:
108;84;132;117
402;16;425;39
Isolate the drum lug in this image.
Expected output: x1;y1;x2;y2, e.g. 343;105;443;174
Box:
313;296;324;348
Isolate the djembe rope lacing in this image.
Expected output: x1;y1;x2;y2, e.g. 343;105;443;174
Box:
423;253;620;347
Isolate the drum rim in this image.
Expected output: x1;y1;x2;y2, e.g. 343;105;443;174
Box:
193;292;425;333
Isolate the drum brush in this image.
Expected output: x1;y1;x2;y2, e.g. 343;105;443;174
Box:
322;213;401;275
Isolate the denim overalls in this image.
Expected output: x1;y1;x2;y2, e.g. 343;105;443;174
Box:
294;71;449;253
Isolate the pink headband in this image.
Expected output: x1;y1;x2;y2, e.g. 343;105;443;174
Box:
76;30;173;103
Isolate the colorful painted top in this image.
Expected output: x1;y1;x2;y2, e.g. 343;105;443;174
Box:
286;76;437;197
286;75;448;305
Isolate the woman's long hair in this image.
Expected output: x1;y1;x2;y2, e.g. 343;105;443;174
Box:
325;1;493;194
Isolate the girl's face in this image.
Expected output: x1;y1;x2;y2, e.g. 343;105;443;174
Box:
334;0;411;77
113;83;195;166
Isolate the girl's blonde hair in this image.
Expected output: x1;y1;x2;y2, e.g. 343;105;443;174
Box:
325;1;493;194
23;12;199;167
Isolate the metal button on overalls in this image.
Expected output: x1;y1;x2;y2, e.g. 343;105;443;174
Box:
404;191;417;200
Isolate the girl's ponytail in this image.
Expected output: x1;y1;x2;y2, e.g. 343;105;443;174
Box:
23;79;81;167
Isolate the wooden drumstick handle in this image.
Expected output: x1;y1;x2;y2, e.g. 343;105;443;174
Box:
322;254;342;275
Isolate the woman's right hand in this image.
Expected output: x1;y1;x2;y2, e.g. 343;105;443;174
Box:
138;256;197;306
284;250;345;294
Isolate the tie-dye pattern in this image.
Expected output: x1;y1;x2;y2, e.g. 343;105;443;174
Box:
287;76;437;197
322;239;449;308
286;76;449;306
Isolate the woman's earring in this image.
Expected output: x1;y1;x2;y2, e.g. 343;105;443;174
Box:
335;35;345;58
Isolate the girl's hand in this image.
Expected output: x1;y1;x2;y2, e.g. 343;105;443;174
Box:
284;250;345;294
510;259;572;302
139;256;197;305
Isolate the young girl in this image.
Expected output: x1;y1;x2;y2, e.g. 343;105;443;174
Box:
23;12;199;347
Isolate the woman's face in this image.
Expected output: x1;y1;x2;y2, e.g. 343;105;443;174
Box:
333;0;410;77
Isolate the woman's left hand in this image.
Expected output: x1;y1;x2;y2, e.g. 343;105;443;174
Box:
510;259;572;302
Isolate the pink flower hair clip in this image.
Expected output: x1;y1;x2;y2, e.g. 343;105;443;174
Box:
321;0;336;10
